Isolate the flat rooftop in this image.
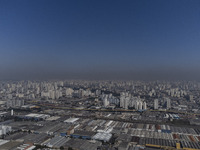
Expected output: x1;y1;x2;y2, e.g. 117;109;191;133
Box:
64;118;79;123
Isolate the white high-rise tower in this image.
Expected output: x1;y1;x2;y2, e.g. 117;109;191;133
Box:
166;98;171;109
143;102;147;110
154;99;158;110
11;109;14;116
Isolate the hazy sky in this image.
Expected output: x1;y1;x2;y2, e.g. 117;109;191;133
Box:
0;0;200;80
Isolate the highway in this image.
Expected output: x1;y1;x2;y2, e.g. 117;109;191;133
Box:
32;102;200;116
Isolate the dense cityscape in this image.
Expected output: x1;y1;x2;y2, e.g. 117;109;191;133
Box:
1;0;200;149
0;80;199;149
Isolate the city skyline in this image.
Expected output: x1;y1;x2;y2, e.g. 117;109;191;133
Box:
1;1;200;149
0;0;200;80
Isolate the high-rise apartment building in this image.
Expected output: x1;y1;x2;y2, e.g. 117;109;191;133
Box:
154;99;158;110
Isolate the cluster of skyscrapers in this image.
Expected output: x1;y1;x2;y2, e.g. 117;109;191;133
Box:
120;92;147;110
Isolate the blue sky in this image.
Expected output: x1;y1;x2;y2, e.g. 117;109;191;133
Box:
0;0;200;80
